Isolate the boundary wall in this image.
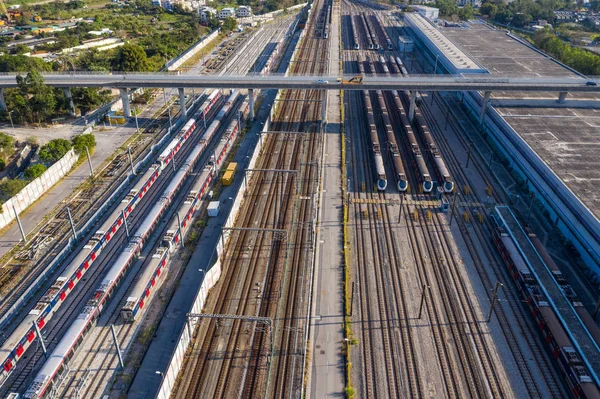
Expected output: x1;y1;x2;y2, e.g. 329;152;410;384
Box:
0;149;77;229
166;30;219;72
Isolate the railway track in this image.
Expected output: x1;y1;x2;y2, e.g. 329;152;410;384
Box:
0;96;222;396
389;13;569;395
172;2;327;398
55;96;244;399
0;112;172;323
340;2;523;397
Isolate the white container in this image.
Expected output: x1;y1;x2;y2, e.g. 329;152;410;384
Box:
207;201;220;217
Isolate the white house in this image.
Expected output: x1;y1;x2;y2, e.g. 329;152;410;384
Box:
218;7;235;19
236;5;252;17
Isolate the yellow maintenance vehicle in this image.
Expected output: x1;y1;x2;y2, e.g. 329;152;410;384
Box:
337;75;363;84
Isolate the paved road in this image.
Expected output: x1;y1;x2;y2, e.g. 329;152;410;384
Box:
0;74;596;92
309;2;346;398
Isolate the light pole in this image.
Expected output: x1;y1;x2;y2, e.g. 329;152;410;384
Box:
433;54;439;74
167;107;173;131
8;110;15;136
134;109;139;133
526;193;535;226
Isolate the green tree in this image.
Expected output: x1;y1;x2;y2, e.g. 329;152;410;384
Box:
71;133;96;155
0;132;14;153
72;88;110;115
435;0;457;17
512;12;532;27
117;43;150;72
13;44;30;55
221;16;238;33
38;138;72;163
15;70;57;124
0;158;5;172
480;2;498;18
205;12;220;30
458;5;474;20
0;179;27;202
24;163;47;180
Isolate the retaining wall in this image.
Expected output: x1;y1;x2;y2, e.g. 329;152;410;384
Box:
166;30;219;72
0;148;77;229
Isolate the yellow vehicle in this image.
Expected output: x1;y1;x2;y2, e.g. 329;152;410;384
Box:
226;162;238;174
222;170;234;186
337;75;363;84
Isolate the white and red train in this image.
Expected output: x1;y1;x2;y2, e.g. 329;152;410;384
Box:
357;54;387;191
22;91;241;399
121;98;249;322
493;216;600;398
0;91;222;389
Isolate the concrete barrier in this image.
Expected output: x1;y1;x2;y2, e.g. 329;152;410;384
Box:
0;149;78;229
166;30;219;72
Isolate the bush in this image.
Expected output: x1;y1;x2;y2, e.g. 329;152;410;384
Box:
0;132;14;153
24;163;47;180
0;179;27;202
71;133;96;155
38;138;72;163
0;158;5;172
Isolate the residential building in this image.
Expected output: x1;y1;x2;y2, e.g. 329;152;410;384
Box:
218;7;235;19
237;5;252;17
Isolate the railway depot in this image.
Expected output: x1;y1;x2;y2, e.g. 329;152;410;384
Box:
0;1;599;399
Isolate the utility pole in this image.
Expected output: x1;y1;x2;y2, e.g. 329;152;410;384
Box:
85;146;94;177
487;281;503;322
526;193;535;226
128;146;136;176
122;210;129;238
13;204;26;243
349;281;355;317
134;108;139;133
66;207;77;240
398;193;404;223
449;192;458;225
418;285;427;319
111;324;124;370
33;321;47;358
465;143;473;168
176;212;184;248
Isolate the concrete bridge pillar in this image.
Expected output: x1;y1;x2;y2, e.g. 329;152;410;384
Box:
558;91;568;103
120;88;131;118
479;91;491;124
248;89;255;120
408;91;417;122
179;88;187;119
0;89;7;112
63;87;76;117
